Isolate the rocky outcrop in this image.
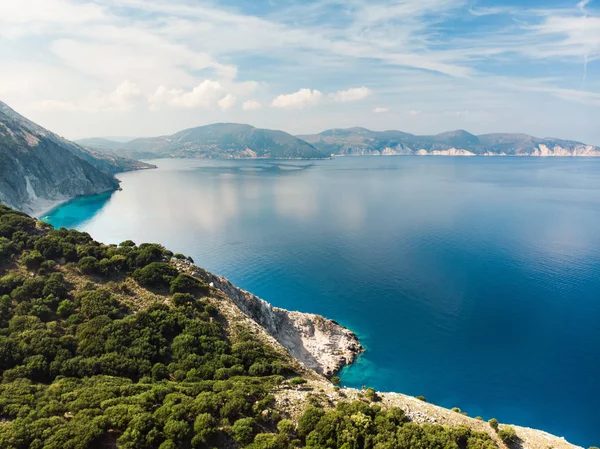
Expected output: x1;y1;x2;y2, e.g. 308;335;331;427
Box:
180;262;363;376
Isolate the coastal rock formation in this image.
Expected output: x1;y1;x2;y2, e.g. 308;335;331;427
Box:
181;262;363;376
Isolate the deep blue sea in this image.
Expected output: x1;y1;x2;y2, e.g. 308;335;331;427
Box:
45;157;600;447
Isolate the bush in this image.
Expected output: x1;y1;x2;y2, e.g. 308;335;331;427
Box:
498;426;517;444
171;293;195;307
365;387;379;402
277;419;295;435
76;289;121;319
232;417;256;445
132;262;178;288
22;250;45;270
57;299;76;318
78;256;100;274
488;418;499;432
289;377;307;386
416;395;427;402
169;274;209;295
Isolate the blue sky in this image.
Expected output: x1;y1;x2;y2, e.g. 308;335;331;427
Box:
0;0;598;143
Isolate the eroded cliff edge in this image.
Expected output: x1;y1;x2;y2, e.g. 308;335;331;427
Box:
175;260;363;376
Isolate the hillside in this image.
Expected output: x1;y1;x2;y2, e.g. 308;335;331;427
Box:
0;204;585;449
82;123;325;159
299;128;600;156
0;102;155;175
0;102;156;215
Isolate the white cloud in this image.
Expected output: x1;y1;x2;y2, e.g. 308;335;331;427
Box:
218;93;237;111
330;87;372;102
407;109;422;116
32;80;142;112
271;88;322;109
373;107;390;113
149;80;230;110
242;100;262;110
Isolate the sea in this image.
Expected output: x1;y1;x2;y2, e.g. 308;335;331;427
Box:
44;157;600;447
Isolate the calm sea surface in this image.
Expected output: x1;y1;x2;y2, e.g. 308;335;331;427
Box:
46;157;600;446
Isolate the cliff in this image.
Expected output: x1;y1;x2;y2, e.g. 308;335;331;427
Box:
0;101;154;215
176;260;363;376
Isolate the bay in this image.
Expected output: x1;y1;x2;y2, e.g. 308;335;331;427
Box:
45;157;600;446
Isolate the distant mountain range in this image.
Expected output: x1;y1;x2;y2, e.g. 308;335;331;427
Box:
77;123;325;159
81;125;600;159
298;128;600;156
0;101;154;215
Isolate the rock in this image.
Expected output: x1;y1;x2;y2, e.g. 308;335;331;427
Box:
188;264;363;376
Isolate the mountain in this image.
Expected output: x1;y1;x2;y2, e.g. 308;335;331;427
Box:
0;203;581;449
0;103;155;174
0;102;155;215
84;123;325;159
299;128;600;156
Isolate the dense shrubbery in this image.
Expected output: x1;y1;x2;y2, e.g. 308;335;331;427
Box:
0;204;501;449
294;401;497;449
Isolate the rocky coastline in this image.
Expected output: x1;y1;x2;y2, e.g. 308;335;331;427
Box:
175;261;364;376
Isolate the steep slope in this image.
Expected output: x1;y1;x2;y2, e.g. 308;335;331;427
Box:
0;102;155;174
0;204;585;449
0;109;120;215
93;123;325;159
300;128;600;156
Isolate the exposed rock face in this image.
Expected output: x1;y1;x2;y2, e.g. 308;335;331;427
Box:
183;263;363;376
0;108;120;215
299;128;600;157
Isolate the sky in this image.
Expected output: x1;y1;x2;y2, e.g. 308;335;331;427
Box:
0;0;599;144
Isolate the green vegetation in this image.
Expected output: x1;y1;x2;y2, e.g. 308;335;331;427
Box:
296;401;497;449
498;426;518;445
488;418;499;432
0;204;501;449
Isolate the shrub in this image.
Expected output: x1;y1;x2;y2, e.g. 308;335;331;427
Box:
289;377;307;386
488;418;499;432
22;250;45;270
498;426;517;444
57;299;76;318
232;417;256;445
169;274;209;295
152;363;169;381
78;256;100;274
76;289;121;319
365;387;379;402
416;395;427;402
277;419;295;435
171;293;195;307
330;376;341;385
132;262;178;288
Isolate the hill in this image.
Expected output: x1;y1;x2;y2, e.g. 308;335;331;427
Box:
0;102;156;215
83;123;325;159
0;102;155;175
0;204;584;449
299;128;600;156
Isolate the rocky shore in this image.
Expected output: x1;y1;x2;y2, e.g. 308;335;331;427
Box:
176;261;363;376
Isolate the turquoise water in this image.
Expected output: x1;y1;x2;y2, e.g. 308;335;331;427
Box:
46;157;600;446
